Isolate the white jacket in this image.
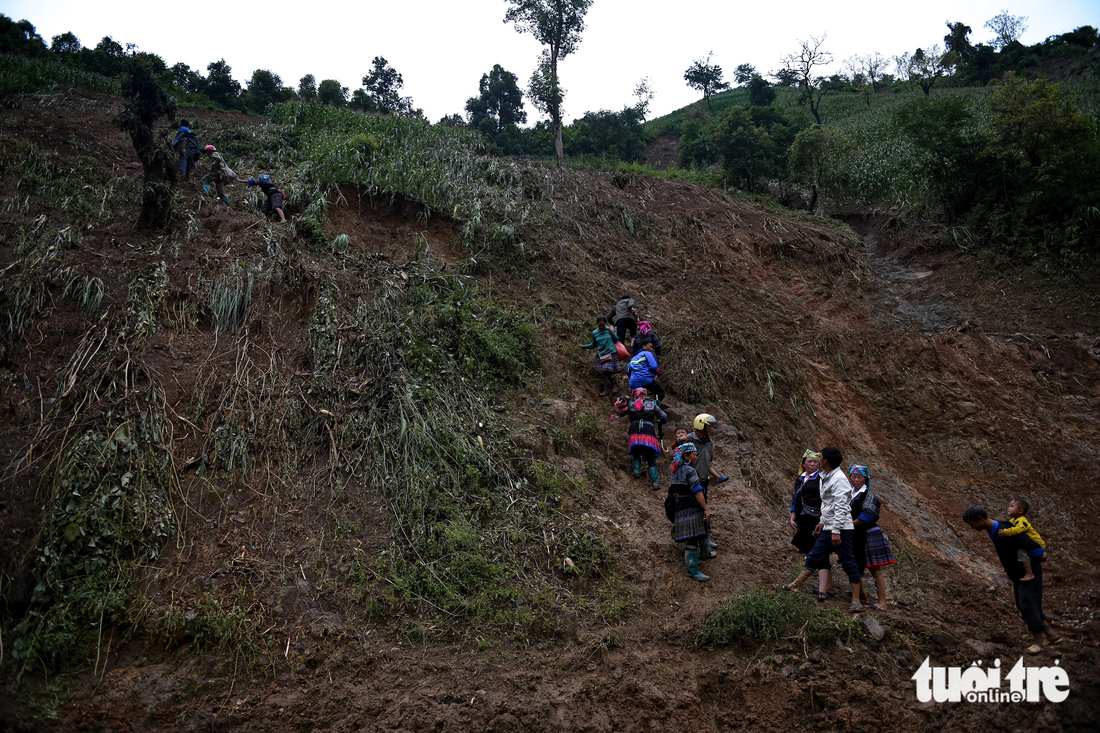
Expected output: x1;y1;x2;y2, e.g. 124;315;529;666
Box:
819;467;855;532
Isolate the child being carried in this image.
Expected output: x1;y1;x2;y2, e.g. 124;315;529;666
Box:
997;498;1045;582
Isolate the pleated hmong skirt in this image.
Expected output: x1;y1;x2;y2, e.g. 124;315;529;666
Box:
628;419;661;456
672;506;708;543
864;527;895;567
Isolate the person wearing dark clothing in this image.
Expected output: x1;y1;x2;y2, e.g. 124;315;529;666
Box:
963;505;1061;654
173;119;200;180
849;464;892;610
581;315;621;396
614;388;667;488
607;296;638;346
789;450;831;599
245;175;286;222
631;321;662;356
667;443;712;581
790;451;823;552
782;447;864;612
686;414;728;492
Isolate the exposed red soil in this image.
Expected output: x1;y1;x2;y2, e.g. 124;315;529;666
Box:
2;89;1100;732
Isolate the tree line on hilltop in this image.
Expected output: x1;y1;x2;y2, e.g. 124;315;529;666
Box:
1;7;1098;261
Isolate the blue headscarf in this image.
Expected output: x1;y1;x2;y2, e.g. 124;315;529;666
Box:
672;442;697;471
849;464;870;485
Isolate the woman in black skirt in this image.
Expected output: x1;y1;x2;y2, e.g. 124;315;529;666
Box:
789;449;833;599
849;464;894;610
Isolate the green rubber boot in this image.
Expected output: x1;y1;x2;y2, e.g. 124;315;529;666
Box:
685;549;710;581
220;195;230;205
632;456;642;478
700;535;717;560
648;466;660;490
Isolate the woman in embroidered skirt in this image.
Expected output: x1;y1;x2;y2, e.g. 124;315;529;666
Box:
667;443;712;581
581;315;621;396
849;464;894;610
615;387;667;489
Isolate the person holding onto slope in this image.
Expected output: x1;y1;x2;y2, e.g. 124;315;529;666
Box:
244;174;287;222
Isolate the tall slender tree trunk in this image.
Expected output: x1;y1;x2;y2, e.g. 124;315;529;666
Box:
551;53;563;167
554;117;563;167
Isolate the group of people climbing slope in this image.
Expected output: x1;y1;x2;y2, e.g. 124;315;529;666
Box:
582;296;729;583
581;301;1058;650
171;119;287;222
783;447;894;613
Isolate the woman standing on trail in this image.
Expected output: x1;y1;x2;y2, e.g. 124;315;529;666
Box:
667;442;713;581
615;387;667;489
790;450;833;599
581;315;621;396
849;464;893;610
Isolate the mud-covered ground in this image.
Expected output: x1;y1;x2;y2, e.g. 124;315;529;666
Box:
2;90;1100;732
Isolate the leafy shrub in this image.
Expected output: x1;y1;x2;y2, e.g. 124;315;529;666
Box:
698;589;862;648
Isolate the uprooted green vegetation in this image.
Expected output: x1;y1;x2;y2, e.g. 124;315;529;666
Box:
7;405;175;678
310;256;623;636
697;589;863;649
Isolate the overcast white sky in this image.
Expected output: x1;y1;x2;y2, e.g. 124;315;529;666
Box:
2;0;1095;122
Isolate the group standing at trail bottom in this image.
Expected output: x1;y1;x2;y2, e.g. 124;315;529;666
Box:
171;119;287;222
581;296;1062;651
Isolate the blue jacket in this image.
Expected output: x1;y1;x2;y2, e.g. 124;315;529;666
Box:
627;351;658;388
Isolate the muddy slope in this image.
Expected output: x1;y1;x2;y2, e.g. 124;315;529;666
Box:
1;89;1100;732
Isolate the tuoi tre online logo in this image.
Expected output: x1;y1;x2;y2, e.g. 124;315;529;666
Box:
912;657;1069;703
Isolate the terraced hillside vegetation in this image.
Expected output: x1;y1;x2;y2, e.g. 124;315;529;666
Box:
2;82;1100;732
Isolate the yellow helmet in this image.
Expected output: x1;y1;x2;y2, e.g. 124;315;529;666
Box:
693;413;717;431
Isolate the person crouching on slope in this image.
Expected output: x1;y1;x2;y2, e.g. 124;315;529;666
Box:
666;443;713;581
627;342;664;404
244;174;287;222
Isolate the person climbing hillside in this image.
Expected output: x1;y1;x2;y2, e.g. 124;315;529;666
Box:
782;447;864;612
172;119;200;181
790;449;833;599
626;342;664;404
244;174;287;222
631;321;662;356
666;442;713;581
201;145;236;205
849;464;893;610
962;505;1060;654
614;387;667;489
607;296;638;347
581;315;621;396
686;414;729;494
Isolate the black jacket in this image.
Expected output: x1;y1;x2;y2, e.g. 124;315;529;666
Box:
986;520;1045;582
